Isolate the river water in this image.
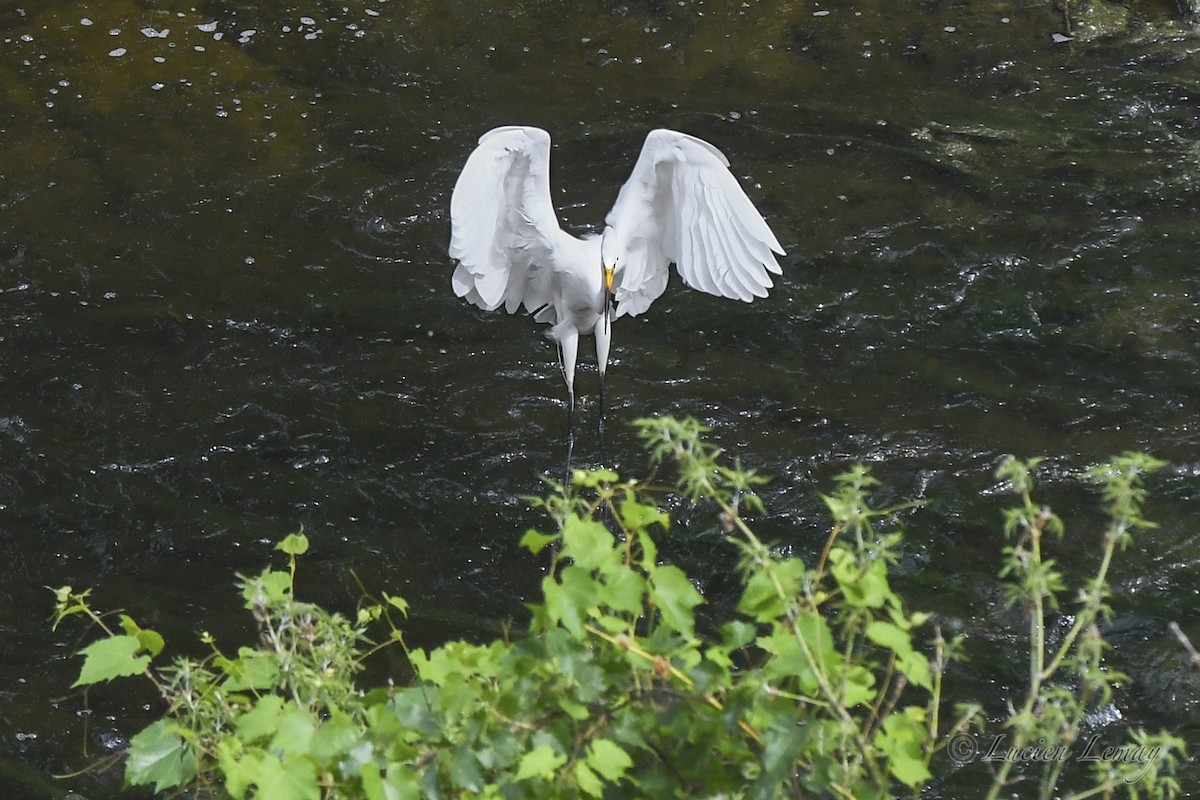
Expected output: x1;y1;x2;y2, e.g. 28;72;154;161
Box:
1;1;1198;797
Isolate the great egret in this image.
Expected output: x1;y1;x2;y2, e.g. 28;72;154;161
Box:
449;126;785;479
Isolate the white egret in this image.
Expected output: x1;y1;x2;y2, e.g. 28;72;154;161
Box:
449;126;785;479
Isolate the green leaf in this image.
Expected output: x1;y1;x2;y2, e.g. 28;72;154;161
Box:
602;567;647;616
220;647;280;691
136;628;165;658
51;585;91;629
448;744;483;792
908;610;931;627
738;571;782;621
242;570;292;608
632;524;658;568
363;762;421;800
118;614;165;657
736;558;805;622
841;664;877;707
719;620;757;649
276;531;310;555
830;550;891;609
370;688;436;738
309;710;362;767
218;743;319;800
793;611;836;665
899;650;932;689
271;707;317;756
51;584;73;609
755;717;806;791
236;695;286;743
865;620;911;655
520;528;559;555
515;744;565;781
125;720;197;792
649;565;703;639
544;565;601;636
618;498;669;534
761;612;837;694
869;597;933;692
560;516;618;574
587;738;633;782
572;467;618;488
574;759;604;797
215;738;257;799
874;710;932;788
72;635;150;686
254;752;320;800
361;763;385;800
558;696;591;720
383;591;409;617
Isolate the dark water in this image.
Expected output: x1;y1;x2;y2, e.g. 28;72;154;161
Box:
2;0;1199;796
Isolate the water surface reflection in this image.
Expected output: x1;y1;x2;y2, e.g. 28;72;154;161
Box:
1;1;1198;795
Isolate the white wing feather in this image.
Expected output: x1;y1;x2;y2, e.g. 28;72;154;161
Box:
605;129;785;318
449;126;561;314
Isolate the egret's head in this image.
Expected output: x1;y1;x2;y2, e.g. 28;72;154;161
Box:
600;226;619;285
600;226;619;329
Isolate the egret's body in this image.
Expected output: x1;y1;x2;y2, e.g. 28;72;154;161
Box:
449;126;785;475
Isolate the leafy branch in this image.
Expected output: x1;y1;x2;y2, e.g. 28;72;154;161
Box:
50;419;1186;800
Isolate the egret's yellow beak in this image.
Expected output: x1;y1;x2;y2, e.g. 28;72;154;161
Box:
603;264;615;331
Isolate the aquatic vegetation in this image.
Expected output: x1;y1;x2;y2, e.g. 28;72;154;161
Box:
54;418;1185;798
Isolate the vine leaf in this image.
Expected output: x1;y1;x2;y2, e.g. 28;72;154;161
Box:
72;635;150;687
126;720;197;792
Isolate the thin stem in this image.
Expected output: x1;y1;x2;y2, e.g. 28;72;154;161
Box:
1028;510;1046;696
1040;525;1120;681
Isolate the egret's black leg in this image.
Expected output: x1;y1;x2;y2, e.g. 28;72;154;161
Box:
558;333;580;490
565;389;575;489
598;370;606;470
597;370;616;528
594;315;613;476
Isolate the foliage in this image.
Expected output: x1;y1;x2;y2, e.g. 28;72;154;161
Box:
52;420;1186;799
976;453;1186;800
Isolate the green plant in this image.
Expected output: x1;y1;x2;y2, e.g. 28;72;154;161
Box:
53;531;406;797
969;453;1186;800
52;418;1186;799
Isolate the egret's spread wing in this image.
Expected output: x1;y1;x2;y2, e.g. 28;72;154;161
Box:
605;129;785;317
449;126;561;314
